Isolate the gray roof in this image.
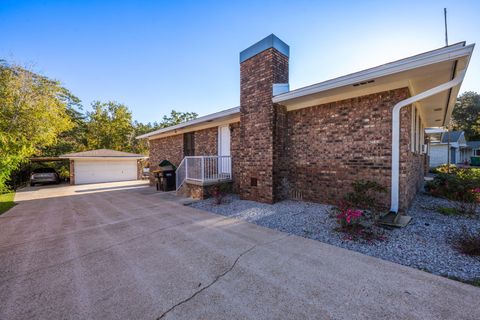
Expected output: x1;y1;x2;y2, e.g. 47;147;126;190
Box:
441;131;463;143
467;141;480;149
61;149;146;158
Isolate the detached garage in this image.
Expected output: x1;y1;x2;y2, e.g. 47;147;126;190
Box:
61;149;147;185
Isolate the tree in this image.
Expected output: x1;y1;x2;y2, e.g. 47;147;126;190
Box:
452;91;480;140
85;101;134;151
130;110;198;155
159;110;198;128
130;121;157;155
40;97;86;156
0;61;75;191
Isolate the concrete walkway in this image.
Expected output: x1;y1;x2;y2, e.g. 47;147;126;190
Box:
0;181;479;319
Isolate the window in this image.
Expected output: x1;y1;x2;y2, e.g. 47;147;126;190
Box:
475;149;480;156
183;133;195;156
411;105;424;153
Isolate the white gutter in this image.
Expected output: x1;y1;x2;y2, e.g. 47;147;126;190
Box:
390;69;466;213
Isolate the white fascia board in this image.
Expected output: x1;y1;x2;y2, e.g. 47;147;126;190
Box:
136;107;240;139
273;43;474;103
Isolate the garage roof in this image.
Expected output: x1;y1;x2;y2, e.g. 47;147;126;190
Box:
60;149;147;158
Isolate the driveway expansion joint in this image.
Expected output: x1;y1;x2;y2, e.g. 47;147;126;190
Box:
156;234;291;319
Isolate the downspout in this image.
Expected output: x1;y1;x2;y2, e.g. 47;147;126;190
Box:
390;69;466;213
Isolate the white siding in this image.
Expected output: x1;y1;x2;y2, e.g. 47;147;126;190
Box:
429;144;449;167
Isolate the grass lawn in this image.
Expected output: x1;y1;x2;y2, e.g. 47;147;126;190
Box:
0;191;16;215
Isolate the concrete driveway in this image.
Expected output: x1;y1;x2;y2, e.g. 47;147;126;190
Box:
1;181;479;319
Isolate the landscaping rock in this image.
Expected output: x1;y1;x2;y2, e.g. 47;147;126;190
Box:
189;192;480;282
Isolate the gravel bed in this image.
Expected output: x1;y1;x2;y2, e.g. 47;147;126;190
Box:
189;193;480;281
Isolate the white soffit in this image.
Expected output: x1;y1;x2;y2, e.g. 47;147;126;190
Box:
273;43;474;116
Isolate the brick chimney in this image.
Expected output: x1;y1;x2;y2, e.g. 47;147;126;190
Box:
239;34;289;203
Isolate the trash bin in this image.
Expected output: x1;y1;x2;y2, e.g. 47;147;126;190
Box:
471;156;480;166
154;160;176;191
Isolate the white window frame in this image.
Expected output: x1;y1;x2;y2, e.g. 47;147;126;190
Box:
411;105;424;154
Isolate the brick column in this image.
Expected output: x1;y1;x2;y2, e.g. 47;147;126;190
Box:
239;34;289;203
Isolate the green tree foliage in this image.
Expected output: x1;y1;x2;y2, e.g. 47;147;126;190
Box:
0;61;75;191
159;110;198;128
452;91;480;140
0;59;199;189
130;111;198;155
85;101;134;151
40;97;86;156
131;121;157;155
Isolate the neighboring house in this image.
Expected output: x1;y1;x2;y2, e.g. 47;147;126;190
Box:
429;131;468;167
466;141;480;161
60;149;146;185
137;34;474;212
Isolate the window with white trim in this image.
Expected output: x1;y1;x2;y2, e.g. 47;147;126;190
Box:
411;105;424;153
475;149;480;156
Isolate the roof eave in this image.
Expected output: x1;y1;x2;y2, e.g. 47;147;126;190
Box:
273;43;474;104
443;45;475;127
136;106;241;139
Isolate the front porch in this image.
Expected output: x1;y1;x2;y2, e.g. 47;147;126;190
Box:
176;155;232;199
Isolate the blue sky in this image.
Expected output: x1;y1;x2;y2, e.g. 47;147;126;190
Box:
1;0;479;123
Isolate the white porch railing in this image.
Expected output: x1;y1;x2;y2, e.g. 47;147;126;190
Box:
176;156;232;190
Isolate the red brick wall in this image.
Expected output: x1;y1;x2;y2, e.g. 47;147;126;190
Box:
399;106;425;210
148;127;224;185
193;127;217;156
239;47;289;203
273;103;289;201
149;134;184;184
230;122;241;193
284;88;414;209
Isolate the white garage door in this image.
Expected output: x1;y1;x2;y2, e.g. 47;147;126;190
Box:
75;160;137;184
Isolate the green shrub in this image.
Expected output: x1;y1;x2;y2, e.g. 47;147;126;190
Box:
425;168;480;215
210;183;231;205
343;180;387;221
430;164;457;174
454;227;480;256
437;206;461;216
331;180;387;242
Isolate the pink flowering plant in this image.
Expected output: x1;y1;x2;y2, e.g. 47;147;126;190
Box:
337;204;363;226
331;180;388;242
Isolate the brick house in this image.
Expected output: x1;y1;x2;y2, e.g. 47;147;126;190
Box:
137;34;474;213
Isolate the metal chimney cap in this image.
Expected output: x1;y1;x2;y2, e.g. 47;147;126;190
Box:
240;34;289;63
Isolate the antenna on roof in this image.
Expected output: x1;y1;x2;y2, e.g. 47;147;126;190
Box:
444;8;449;46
